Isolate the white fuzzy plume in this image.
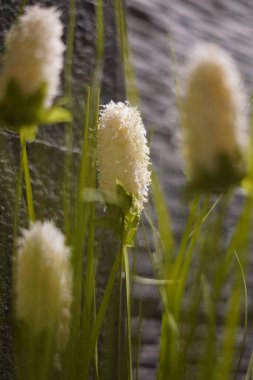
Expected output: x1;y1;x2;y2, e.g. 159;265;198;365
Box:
97;101;151;209
1;5;65;107
14;221;72;352
183;43;246;182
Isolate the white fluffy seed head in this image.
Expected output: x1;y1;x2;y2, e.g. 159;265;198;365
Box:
14;221;72;352
1;5;65;107
97;101;151;209
183;43;246;184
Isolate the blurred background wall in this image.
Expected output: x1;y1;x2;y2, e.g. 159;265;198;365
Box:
127;1;253;379
1;1;253;379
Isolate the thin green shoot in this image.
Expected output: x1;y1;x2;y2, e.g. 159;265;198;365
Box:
188;194;222;238
172;196;210;320
170;195;200;286
215;281;242;380
63;0;76;240
135;298;143;380
64;0;76;105
62;184;70;240
113;0;139;105
20;132;35;222
133;275;175;286
123;245;133;380
117;238;124;380
13;157;23;251
152;170;174;256
93;279;100;380
168;33;184;125
233;250;248;379
96;0;104;64
245;349;253;380
87;251;122;367
17;0;28;17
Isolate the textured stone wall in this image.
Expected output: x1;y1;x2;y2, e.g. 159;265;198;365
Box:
1;1;253;379
127;1;253;379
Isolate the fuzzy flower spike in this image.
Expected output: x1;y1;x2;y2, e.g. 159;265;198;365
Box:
0;5;70;133
183;43;246;192
97;101;151;211
97;101;151;246
14;221;73;354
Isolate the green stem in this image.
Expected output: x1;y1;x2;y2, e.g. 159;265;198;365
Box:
84;250;121;376
20;132;35;222
93;281;100;380
117;241;124;380
13;156;23;252
63;0;76;241
17;0;28;17
117;214;133;380
233;250;248;379
123;245;133;380
64;0;76;103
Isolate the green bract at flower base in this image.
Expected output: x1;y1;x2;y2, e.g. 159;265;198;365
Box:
95;181;140;247
186;152;246;194
0;80;72;140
